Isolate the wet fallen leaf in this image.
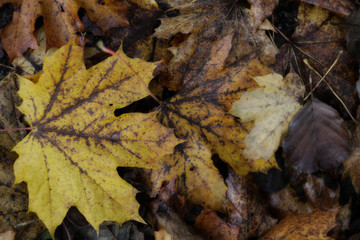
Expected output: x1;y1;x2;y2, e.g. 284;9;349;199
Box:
0;73;26;151
154;0;277;90
260;208;339;240
0;0;130;61
229;71;304;161
0;74;45;239
248;0;279;28
344;148;360;192
151;181;204;240
299;0;355;17
269;175;339;219
12;40;181;235
194;208;238;240
149;34;275;212
226;169;277;239
283;98;351;173
277;2;358;118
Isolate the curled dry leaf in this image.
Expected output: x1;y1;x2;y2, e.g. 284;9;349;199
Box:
229;71;304;161
0;0;131;61
283;98;351;173
260;208;340;240
13;40;181;236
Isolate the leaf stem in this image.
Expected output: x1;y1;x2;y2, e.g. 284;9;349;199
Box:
96;41;161;104
0;127;32;132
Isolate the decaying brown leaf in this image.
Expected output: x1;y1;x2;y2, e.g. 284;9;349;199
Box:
299;0;355;17
154;0;277;90
283;98;351;173
344;148;360;192
260;208;339;240
0;73;26;151
276;2;358;118
269;175;339;218
0;0;130;61
194;208;238;240
151;181;204;240
0;74;45;239
248;0;279;28
226;169;277;239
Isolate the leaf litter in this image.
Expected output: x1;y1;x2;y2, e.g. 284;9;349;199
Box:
1;0;360;239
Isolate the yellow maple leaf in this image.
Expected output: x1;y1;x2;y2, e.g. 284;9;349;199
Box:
13;40;181;236
229;72;304;161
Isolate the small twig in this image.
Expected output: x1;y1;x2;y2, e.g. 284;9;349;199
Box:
97;41;161;104
63;222;71;240
0;63;16;71
271;24;324;67
164;0;197;12
303;58;359;125
13;218;40;228
303;51;342;101
0;127;32;132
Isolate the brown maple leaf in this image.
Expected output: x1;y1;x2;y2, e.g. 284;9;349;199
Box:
0;0;130;62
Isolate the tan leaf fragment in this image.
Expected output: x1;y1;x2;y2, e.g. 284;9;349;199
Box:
229;71;304;161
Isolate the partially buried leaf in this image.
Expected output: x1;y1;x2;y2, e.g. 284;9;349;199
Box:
275;2;358;118
149;34;275;212
194;208;238;240
229;71;304;161
283;98;351;173
13;40;181;236
260;208;339;240
226;169;277;239
150;181;203;240
154;0;277;90
248;0;279;28
299;0;355;17
0;0;130;62
343;148;360;192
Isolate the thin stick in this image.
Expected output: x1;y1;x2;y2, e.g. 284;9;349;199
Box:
164;0;197;12
62;222;71;240
303;59;359;125
97;41;161;104
13;218;39;228
303;51;342;101
272;24;324;67
0;127;32;132
0;63;16;70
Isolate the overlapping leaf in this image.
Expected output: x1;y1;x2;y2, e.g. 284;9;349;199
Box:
149;34;276;212
283;98;351;173
154;0;277;90
229;71;304;161
13;40;181;235
260;208;339;240
0;0;133;61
